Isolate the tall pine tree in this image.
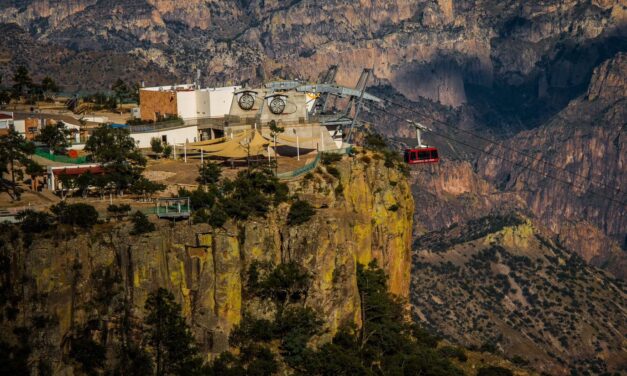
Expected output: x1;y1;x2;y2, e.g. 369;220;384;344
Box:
144;288;203;376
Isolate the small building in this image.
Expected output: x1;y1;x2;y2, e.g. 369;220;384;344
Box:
0;111;14;136
129;124;199;148
47;164;104;192
139;84;240;122
13;118;42;140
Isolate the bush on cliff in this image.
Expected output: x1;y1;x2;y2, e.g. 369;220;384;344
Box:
321;152;342;165
107;203;131;220
184;166;288;225
220;262;319;372
51;202;99;229
298;261;464;376
130;211;155;235
287;200;315;226
16;209;54;233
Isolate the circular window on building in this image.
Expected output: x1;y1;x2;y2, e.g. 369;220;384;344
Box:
269;97;286;114
238;93;255;110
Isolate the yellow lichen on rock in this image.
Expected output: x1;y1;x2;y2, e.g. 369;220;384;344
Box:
3;155;413;360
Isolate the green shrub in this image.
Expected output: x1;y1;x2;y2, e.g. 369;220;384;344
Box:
16;210;54;233
191;208;209;224
162;145;172;159
130;211;155;235
221;169;288;220
197;161;222;185
207;203;228;228
107;204;131;219
287;200;315;226
70;334;106;374
510;355;529;366
51;202;99;229
437;346;467;362
251;262;311;306
383;149;401;168
150;137;164;156
129;177;165;199
364;132;388;151
303;172;314;180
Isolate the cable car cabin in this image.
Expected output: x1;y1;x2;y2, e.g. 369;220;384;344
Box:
404;147;439;164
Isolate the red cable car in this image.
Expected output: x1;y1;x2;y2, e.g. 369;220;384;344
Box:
404;147;439;164
404;120;439;164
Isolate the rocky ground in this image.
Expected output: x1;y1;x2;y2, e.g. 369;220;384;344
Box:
412;213;626;375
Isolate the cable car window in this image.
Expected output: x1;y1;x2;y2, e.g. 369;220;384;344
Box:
418;151;429;160
431;150;439;159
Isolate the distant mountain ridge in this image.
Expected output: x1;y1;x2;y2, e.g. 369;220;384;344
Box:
1;0;625;119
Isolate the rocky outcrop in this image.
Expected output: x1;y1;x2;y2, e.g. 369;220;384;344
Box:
0;156;413;372
587;52;627;101
409;160;525;235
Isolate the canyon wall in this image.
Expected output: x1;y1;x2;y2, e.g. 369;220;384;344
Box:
476;53;627;276
1;0;625;113
0;156;413;373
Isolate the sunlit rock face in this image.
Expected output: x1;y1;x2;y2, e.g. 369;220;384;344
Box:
0;156;413;372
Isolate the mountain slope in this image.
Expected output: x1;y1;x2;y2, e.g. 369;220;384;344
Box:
411;213;627;375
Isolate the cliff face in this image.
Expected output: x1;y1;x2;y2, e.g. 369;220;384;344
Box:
0;157;413;372
412;214;627;375
408;160;525;235
476;53;627;276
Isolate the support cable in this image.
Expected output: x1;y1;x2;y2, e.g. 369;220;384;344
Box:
378;107;627;207
382;99;623;195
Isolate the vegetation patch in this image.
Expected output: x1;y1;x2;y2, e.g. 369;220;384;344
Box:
321;152;342;165
130;211;155;235
287;200;315;226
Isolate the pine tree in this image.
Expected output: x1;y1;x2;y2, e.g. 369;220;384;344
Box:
36;123;69;154
12;66;32;98
144;288;203;375
197;161;222;186
0;130;39;200
130;211;155;235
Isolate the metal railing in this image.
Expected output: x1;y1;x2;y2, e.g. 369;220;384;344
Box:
275;145;353;180
35;149;89;164
276;153;321;180
128;119;186;133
